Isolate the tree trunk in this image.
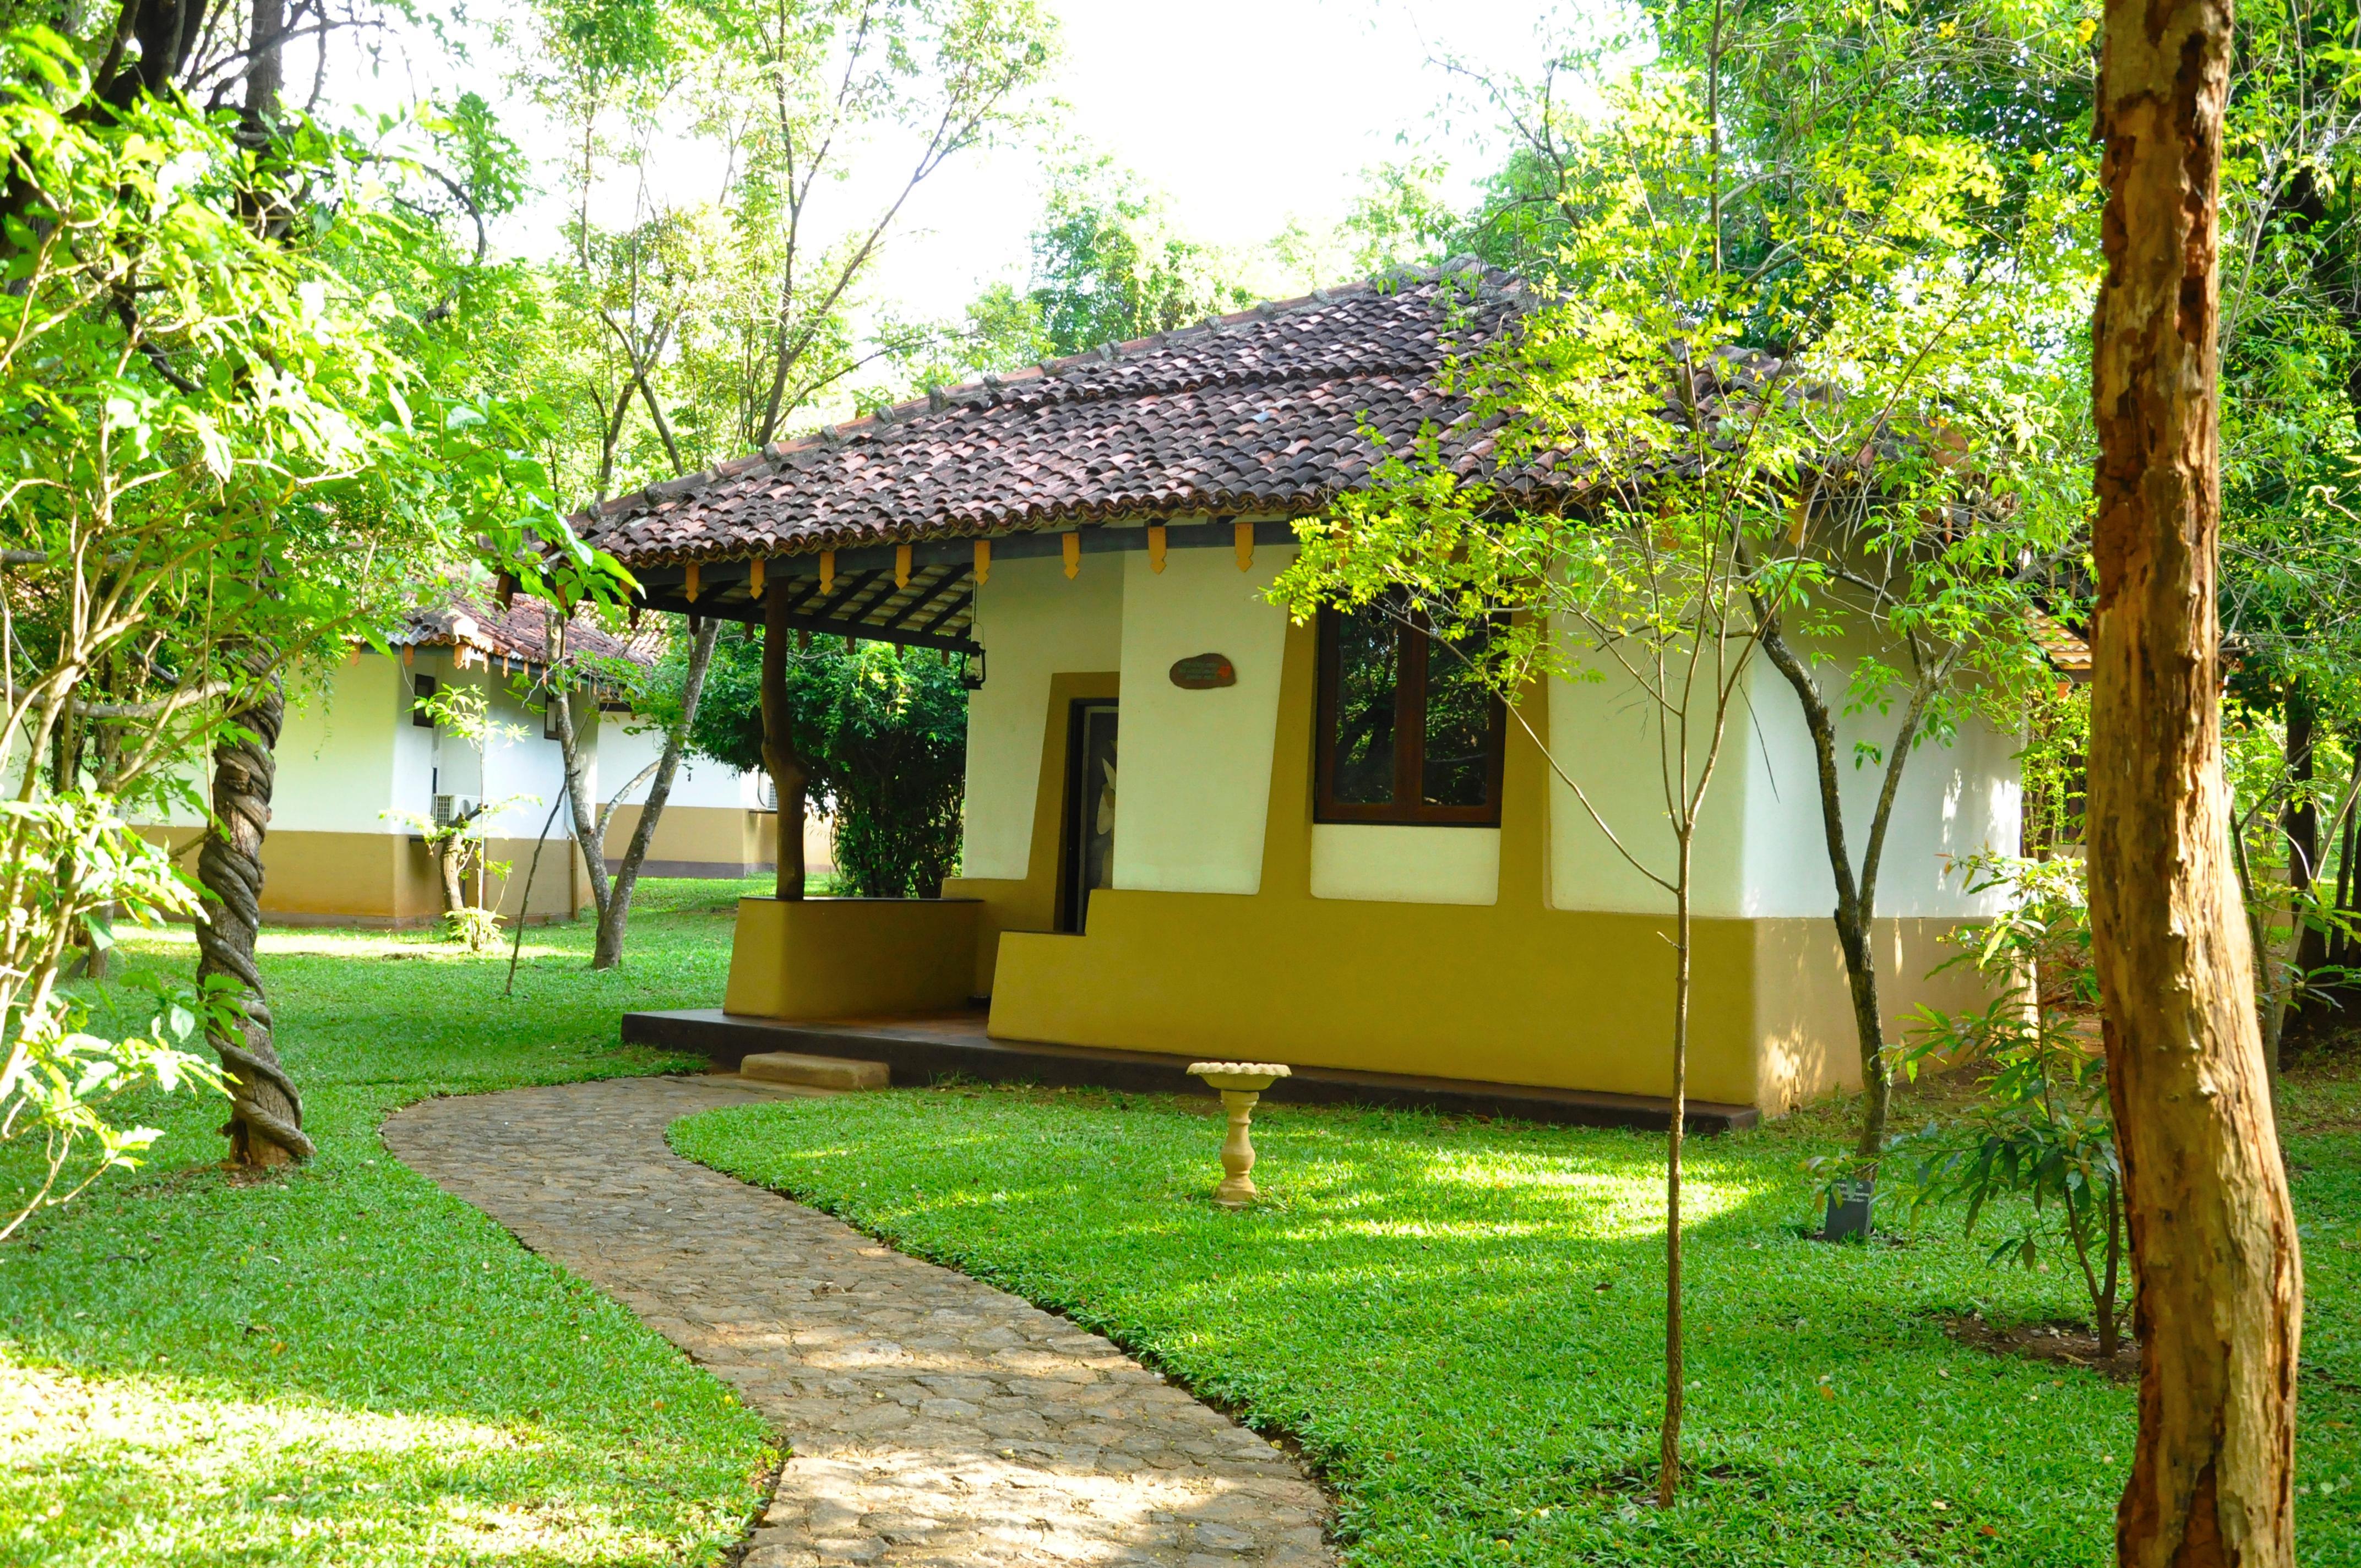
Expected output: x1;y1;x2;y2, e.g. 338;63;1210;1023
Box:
552;647;618;938
195;673;312;1167
763;582;812;902
594;617;722;967
2088;0;2304;1556
244;0;286;119
1759;619;1941;1162
1657;831;1691;1509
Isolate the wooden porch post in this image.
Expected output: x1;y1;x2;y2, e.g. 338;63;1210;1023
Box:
762;580;811;901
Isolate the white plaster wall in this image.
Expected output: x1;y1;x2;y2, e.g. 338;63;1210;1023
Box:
1109;545;1294;895
601;716;764;809
266;655;400;834
1738;635;2021;918
390;654;437;827
1310;823;1502;904
477;673;574;839
144;652;403;832
1545;631;1749;916
959;552;1125;880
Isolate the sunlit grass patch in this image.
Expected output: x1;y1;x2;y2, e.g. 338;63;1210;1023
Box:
0;1358;731;1566
673;1076;2360;1568
0;883;778;1568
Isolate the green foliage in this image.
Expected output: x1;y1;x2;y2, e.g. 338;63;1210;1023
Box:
0;888;778;1565
818;645;969;897
1895;854;2126;1354
2018;680;2090;853
2216;0;2361;721
1021;155;1255;356
686;629;967;896
1274;52;2080;846
0;797;225;1242
674;1072;2361;1564
514;0;1057;501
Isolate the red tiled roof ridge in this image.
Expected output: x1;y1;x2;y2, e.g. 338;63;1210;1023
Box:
394;584;651;674
578;259;1522;539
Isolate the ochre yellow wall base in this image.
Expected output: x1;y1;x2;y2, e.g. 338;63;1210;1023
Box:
603;804;779;877
723;897;982;1019
139;827;590;927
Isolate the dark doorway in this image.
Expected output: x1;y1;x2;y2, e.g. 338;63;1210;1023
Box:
1059;699;1118;933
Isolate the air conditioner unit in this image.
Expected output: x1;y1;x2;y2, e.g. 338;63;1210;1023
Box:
759;778;777;812
432;794;480;828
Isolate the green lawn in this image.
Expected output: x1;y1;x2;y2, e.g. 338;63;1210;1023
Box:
672;1062;2361;1568
0;880;780;1568
5;885;2354;1568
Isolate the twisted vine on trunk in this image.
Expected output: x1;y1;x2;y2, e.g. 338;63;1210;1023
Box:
195;672;311;1166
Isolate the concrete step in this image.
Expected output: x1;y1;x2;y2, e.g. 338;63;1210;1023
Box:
738;1050;891;1091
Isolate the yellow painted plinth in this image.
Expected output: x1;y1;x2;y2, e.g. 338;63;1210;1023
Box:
723;897;981;1020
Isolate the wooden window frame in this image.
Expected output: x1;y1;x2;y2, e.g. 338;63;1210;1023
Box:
1314;604;1506;827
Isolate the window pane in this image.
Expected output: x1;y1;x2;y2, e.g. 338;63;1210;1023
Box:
1330;606;1399;804
1422;631;1493;807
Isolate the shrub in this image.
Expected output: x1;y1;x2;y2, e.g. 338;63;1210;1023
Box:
1895;853;2128;1357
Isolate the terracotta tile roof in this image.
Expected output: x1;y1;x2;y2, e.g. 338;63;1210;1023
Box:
2029;609;2092;680
394;589;650;675
575;264;1543;568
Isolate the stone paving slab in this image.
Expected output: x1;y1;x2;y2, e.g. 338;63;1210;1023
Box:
382;1076;1334;1567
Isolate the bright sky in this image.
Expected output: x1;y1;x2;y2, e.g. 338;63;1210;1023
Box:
358;0;1590;323
861;0;1581;317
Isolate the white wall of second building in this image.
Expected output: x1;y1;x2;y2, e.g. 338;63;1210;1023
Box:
1110;543;1294;895
268;654;402;833
1736;628;2021;919
476;667;578;840
136;651;410;833
390;656;437;829
600;716;765;810
960;550;1125;880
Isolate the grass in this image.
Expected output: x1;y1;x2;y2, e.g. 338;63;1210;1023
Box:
671;1060;2361;1568
0;879;781;1568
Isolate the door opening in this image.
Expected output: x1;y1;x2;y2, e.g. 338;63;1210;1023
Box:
1059;699;1118;933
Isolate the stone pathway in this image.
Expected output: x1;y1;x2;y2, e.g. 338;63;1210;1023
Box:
382;1077;1333;1568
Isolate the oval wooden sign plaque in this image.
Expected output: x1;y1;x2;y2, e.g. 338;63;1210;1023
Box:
1169;653;1236;690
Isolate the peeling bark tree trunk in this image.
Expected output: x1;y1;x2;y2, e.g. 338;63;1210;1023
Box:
2088;0;2303;1559
195;674;312;1166
762;585;812;902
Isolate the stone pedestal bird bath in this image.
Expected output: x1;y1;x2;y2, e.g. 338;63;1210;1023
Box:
1185;1062;1291;1208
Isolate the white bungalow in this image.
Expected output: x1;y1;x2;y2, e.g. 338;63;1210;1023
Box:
583;267;2017;1123
142;594;791;925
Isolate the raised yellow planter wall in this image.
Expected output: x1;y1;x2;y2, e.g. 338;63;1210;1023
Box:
723;897;982;1019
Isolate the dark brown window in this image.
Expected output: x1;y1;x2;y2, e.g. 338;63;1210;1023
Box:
1315;598;1505;825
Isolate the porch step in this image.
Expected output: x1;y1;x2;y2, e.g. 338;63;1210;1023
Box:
628;1009;1760;1134
738;1050;891;1091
